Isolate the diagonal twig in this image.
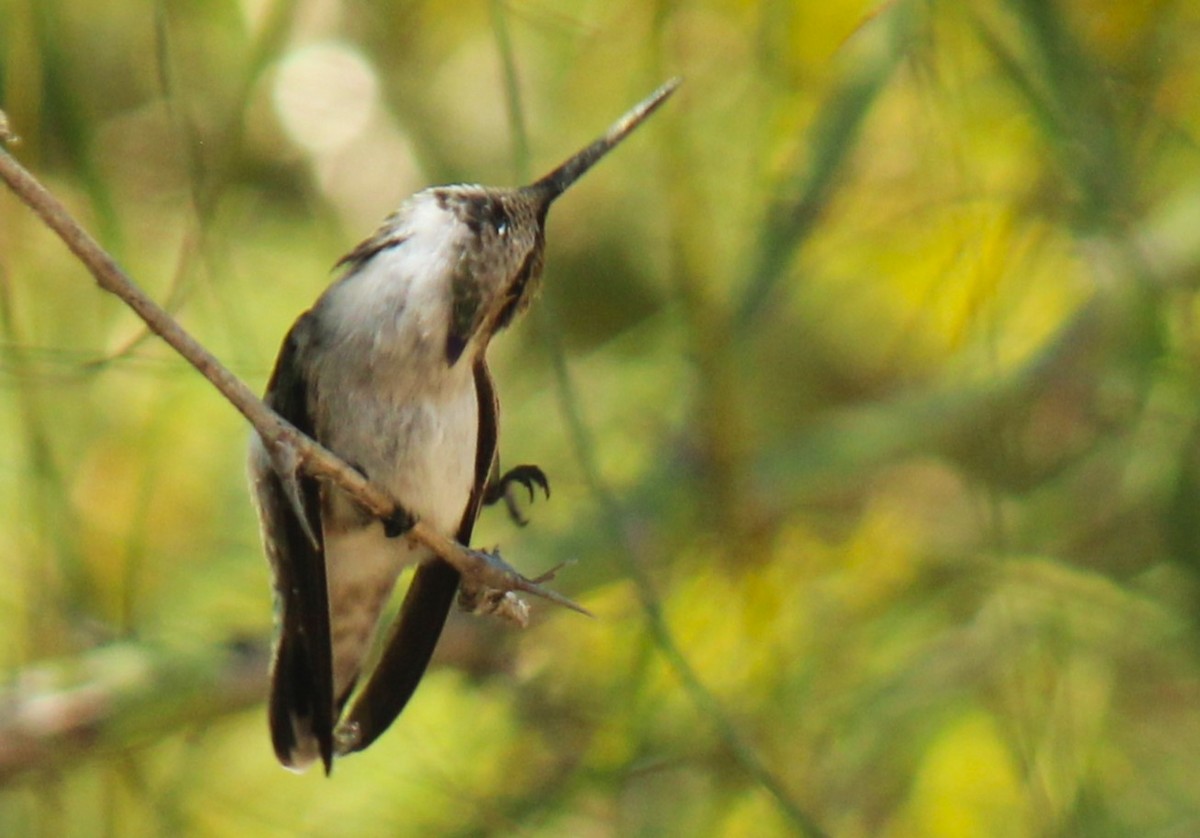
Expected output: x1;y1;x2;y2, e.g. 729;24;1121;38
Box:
0;123;586;620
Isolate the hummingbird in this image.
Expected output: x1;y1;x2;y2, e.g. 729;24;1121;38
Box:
248;79;679;773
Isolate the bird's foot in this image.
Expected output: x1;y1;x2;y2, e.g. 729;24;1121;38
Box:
484;464;550;526
382;506;417;538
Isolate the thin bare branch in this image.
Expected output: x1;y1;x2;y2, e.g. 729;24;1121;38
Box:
0;133;584;618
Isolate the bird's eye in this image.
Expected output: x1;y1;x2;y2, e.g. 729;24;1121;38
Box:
487;201;511;236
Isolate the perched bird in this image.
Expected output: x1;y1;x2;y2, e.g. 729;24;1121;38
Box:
248;79;679;772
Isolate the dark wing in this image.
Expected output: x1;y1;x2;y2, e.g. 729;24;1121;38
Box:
336;358;500;755
255;313;336;773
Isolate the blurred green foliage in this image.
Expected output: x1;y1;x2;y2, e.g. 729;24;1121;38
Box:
3;0;1200;835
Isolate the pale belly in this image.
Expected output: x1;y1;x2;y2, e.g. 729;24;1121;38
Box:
320;377;479;701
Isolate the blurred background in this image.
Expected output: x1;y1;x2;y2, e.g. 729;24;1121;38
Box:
2;0;1200;835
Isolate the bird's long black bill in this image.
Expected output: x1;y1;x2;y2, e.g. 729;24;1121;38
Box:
528;77;681;203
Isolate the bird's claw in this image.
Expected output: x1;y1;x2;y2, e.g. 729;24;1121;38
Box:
485;464;550;526
382;506;417;538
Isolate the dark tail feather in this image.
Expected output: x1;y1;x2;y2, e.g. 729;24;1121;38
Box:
335;559;460;754
259;459;335;774
269;618;335;773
